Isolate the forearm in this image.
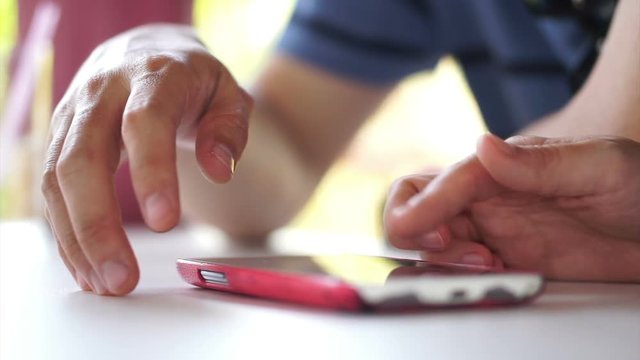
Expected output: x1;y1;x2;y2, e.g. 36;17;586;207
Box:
177;55;391;238
520;0;640;141
519;107;640;141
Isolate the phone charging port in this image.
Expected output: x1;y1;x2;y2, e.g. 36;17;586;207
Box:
200;270;229;286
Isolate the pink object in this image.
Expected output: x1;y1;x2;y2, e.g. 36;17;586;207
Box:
178;257;362;311
12;0;193;222
1;1;60;185
49;0;193;104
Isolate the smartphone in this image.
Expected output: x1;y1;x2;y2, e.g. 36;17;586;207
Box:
177;255;544;311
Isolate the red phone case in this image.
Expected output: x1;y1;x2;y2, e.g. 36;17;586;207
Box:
178;258;364;310
177;257;544;311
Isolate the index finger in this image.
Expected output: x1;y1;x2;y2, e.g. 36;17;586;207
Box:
385;154;503;241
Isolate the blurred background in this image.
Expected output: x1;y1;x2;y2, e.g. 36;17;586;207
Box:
0;0;485;239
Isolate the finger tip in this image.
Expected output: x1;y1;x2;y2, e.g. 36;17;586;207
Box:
121;264;141;295
416;230;447;251
481;133;516;157
476;133;493;151
210;170;233;184
492;256;505;270
142;193;180;232
383;209;408;240
459;247;496;268
148;217;179;233
196;146;234;184
108;277;138;296
200;167;233;185
386;237;423;251
102;261;140;296
77;275;92;292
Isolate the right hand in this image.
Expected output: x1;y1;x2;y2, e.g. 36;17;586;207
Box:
384;134;640;282
41;25;253;295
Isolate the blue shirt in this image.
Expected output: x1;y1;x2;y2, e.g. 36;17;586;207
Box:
277;0;595;137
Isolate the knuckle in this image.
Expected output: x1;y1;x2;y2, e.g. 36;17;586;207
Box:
143;55;189;80
41;166;61;199
73;104;104;126
56;146;97;182
184;50;214;67
532;145;562;168
163;62;190;82
63;238;88;265
122;106;147;128
80;73;111;98
52;100;74;120
184;51;219;76
124;98;162;119
122;105;167;136
74;218;115;252
143;54;176;73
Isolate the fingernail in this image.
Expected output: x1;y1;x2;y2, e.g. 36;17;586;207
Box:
89;271;107;295
419;232;444;250
145;192;171;226
101;260;129;294
211;143;236;174
77;275;91;292
391;206;408;219
487;133;516;155
406;195;422;208
460;253;488;266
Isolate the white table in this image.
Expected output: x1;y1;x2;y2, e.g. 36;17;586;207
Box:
1;220;639;360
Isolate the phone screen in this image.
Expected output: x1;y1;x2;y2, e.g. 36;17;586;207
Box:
191;255;490;286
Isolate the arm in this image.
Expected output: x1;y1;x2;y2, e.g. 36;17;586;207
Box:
178;55;391;239
520;0;640;140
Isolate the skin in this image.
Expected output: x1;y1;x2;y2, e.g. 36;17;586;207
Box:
43;26;390;295
177;56;390;239
519;0;640;141
384;0;640;283
43;0;639;294
384;134;640;282
42;26;254;295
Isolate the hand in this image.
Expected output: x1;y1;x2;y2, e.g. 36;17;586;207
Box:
384;134;640;282
42;25;253;295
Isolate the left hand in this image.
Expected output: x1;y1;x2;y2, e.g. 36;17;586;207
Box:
384;134;640;282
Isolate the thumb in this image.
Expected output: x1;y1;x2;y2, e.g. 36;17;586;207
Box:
476;134;611;197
